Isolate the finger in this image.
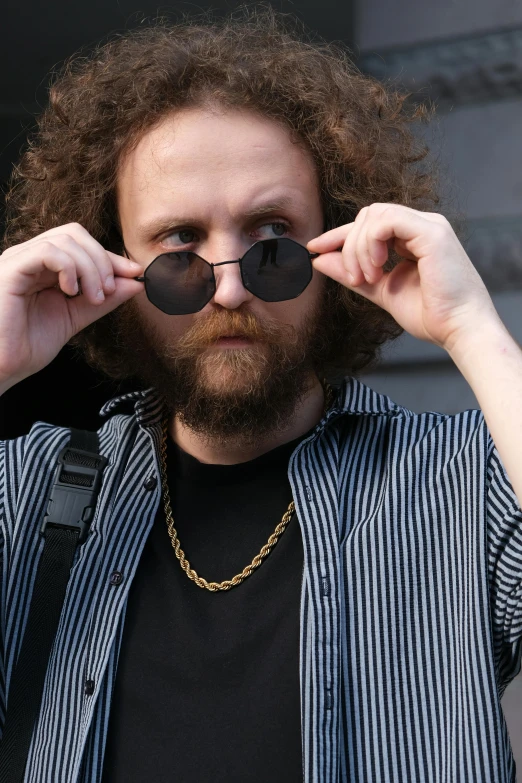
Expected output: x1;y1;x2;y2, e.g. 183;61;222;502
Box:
313;251;346;283
4;242;81;297
47;251;81;297
378;205;450;227
340;219;366;287
107;251;143;277
64;275;144;335
354;211;384;285
10;239;107;306
70;253;144;304
307;222;355;253
308;206;448;256
359;204;426;265
344;207;377;285
366;205;438;247
27;224;128;295
49;236;108;304
367;232;390;269
312;252;388;306
69;232;144;287
312;251;361;289
50;227;118;295
389;237;418;262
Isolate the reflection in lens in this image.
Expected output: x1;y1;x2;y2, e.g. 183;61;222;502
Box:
259;239;279;272
144;252;215;315
241;238;312;302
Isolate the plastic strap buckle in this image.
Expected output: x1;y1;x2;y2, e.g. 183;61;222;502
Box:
41;446;108;544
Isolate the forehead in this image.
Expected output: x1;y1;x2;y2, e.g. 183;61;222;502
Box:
116;107;319;225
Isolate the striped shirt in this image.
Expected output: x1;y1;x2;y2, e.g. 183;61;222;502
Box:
1;377;521;782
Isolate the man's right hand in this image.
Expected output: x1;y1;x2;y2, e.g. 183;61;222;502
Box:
0;223;144;395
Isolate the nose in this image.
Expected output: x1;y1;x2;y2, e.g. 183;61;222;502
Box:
210;254;254;311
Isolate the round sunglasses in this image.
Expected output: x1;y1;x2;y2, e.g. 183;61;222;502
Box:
132;238;318;315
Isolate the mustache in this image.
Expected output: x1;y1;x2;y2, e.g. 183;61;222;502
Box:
169;309;298;359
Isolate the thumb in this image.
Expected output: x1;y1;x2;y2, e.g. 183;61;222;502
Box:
312;253;386;307
312;251;350;287
65;275;144;333
307;224;354;253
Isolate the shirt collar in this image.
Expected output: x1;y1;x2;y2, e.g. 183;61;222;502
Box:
99;387;164;427
333;376;401;417
99;378;401;427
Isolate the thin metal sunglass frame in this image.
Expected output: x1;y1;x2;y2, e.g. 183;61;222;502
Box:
129;238;320;311
131;243;320;281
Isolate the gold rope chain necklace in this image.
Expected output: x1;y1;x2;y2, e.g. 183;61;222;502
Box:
161;384;335;592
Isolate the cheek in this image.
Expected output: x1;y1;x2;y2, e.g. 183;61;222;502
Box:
295;268;325;313
134;290;194;340
305;268;325;304
261;269;325;327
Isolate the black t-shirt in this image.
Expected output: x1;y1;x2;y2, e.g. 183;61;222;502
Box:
102;433;305;782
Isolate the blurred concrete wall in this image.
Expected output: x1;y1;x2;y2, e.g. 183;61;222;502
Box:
357;0;522;412
356;0;522;771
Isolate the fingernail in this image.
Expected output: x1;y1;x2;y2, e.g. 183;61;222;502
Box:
105;274;115;292
347;273;355;285
128;259;142;268
96;289;105;302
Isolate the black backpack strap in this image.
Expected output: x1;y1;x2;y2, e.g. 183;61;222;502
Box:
0;428;107;783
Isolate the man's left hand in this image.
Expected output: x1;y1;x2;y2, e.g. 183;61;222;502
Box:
307;203;500;353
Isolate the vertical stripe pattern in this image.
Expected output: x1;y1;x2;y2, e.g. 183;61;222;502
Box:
0;379;521;782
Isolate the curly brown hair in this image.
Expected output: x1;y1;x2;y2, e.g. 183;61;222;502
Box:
2;8;438;381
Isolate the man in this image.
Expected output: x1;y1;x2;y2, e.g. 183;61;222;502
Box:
0;12;521;783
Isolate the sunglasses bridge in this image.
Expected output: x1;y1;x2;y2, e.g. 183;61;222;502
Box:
210;249;320;268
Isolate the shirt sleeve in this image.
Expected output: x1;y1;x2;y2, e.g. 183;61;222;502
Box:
486;436;522;693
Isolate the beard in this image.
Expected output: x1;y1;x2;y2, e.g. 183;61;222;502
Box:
113;292;332;446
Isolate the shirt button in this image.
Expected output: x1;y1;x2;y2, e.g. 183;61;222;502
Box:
143;475;157;491
110;571;123;586
84;679;95;696
326;688;332;710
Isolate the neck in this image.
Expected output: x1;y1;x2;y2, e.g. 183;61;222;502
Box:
169;375;325;464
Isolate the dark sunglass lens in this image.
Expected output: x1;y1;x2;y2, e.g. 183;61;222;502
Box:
144;252;215;315
240;238;312;302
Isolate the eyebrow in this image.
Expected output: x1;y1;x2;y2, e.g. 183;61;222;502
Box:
242;196;296;219
135;196;300;241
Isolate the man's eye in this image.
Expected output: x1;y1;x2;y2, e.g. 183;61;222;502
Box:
256;222;289;239
164;229;197;245
178;229;197;244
